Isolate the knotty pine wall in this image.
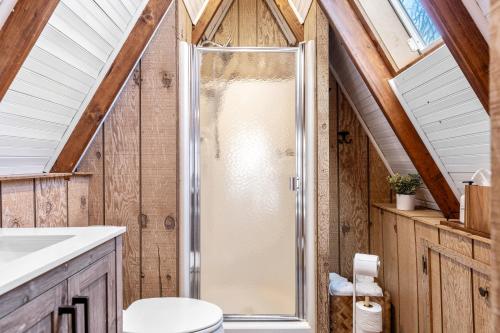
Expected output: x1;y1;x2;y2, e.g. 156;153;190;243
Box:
329;74;393;278
0;174;89;228
208;0;290;47
76;3;178;308
76;0;303;308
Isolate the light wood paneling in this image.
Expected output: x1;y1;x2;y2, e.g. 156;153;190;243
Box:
177;0;193;42
212;0;238;45
338;82;368;278
76;128;104;226
1;175;87;229
381;210;399;331
238;0;257;46
140;4;178;298
440;230;474;332
76;7;180;304
369;208;384;285
316;5;330;332
396;215;418;333
257;0;287;47
35;177;67;227
67;175;89;227
104;72;141;308
415;221;442;333
472;241;492;332
0;179;34;228
490;0;500;327
329;77;339;272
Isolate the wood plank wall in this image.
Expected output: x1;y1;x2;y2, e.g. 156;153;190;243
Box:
77;3;178;308
491;0;500;327
329;75;393;278
0;175;90;228
208;0;289;46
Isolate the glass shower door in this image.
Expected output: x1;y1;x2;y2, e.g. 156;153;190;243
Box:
192;47;304;319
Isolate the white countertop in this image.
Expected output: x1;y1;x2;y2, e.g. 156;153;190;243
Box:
0;226;126;296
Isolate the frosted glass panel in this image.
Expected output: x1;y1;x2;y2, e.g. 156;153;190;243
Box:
198;50;297;316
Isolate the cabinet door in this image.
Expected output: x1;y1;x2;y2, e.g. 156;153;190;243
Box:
68;252;117;333
0;282;68;333
396;215;418;333
381;210;399;332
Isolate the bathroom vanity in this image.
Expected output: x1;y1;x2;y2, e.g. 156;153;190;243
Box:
0;227;125;332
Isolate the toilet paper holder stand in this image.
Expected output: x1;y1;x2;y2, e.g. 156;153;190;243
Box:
353;253;381;332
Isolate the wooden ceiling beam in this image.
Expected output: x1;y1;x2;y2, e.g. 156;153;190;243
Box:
319;0;459;218
269;0;304;42
51;0;173;173
420;0;489;112
192;0;223;44
0;0;59;102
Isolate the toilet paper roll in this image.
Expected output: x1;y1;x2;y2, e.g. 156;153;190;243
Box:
353;254;379;277
355;301;382;333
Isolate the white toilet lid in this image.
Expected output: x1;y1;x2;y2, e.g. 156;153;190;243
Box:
123;297;223;333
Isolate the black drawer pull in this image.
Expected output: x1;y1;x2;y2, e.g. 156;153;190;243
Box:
72;296;89;333
58;305;77;333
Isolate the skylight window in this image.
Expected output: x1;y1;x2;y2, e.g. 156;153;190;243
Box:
390;0;441;51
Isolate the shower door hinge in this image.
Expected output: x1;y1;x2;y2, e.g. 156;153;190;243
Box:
289;177;300;191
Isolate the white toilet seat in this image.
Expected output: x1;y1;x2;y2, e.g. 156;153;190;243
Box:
123;297;224;333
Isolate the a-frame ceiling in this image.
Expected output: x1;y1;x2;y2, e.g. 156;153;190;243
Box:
320;0;460;217
182;0;313;25
191;0;305;44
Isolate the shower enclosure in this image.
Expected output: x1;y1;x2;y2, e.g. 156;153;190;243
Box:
180;43;314;328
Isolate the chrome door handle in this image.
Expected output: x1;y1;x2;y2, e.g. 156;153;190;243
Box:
289;177;300;191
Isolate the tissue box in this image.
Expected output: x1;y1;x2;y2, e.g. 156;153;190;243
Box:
330;291;391;333
464;185;490;236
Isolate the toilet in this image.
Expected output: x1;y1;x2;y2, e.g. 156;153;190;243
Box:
123;297;224;333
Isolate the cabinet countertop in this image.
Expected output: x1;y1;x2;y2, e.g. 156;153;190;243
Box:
0;226;126;296
373;203;490;244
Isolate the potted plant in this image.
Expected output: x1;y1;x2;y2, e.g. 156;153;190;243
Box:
387;173;422;211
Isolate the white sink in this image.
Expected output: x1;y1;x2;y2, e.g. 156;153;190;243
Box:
0;227;126;296
0;235;73;265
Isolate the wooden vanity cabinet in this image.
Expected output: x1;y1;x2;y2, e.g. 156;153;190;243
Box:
371;204;492;333
0;283;68;333
0;236;123;333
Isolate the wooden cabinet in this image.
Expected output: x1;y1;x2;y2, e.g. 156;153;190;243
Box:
0;283;68;333
68;252;117;333
0;237;122;333
396;215;418;333
371;204;492;333
381;210;399;331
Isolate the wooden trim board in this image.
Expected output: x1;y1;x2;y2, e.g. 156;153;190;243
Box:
420;0;489;112
192;0;224;44
51;0;174;173
0;0;59;102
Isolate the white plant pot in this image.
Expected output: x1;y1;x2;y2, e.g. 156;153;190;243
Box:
396;194;416;211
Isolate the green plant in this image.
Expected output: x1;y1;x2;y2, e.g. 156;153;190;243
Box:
387;173;422;195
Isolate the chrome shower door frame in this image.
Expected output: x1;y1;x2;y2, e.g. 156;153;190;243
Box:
189;45;306;322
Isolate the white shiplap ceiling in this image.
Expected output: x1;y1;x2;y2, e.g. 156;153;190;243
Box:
390;45;490;196
0;0;148;175
331;35;438;209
